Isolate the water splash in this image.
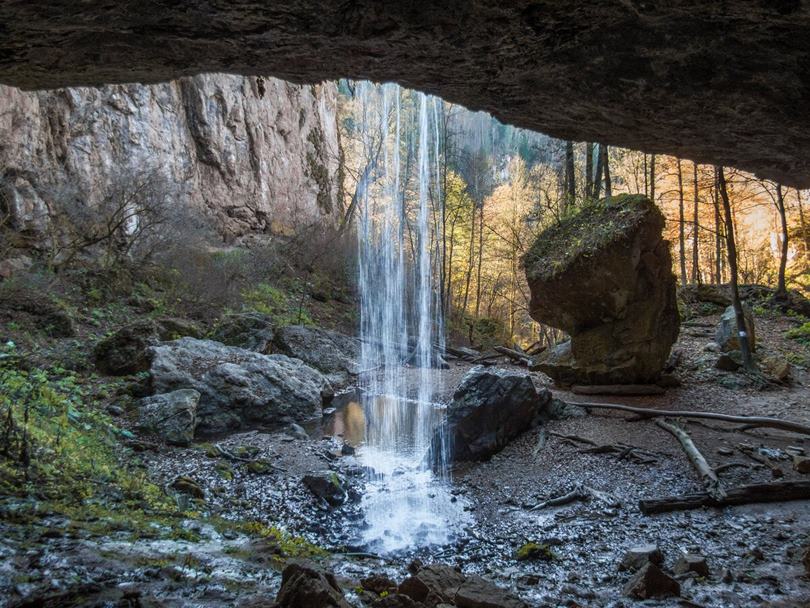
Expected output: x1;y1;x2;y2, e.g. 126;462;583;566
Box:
354;82;464;552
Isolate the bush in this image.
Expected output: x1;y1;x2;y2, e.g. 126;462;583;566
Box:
786;322;810;345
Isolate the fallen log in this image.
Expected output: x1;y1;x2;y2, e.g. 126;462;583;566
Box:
639;480;810;514
572;401;810;436
656;419;725;500
572;384;665;396
494;346;531;365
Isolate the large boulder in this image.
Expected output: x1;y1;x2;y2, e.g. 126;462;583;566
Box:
137;389;200;446
524;195;680;385
148;337;330;435
398;564;528;608
273;325;360;389
715;305;756;353
432;367;551;463
94;317;202;375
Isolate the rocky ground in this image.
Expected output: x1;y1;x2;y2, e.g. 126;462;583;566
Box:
1;288;810;607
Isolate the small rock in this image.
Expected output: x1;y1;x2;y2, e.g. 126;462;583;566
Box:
171;476;205;499
715;305;756;352
703;342;720;353
623;563;680;599
302;471;347;506
762;356;791;383
287;423;310;440
794;456;810;474
341;443;356;456
362;574;398;595
275;560;352;608
619;544;663;572
715;351;742;372
454;575;529;608
717;447;734;456
106;404;124;416
673;553;710;577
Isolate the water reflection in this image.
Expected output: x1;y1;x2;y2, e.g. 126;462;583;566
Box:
322;393;471;553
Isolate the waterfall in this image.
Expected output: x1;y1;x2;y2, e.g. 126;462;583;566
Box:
354;82;463;552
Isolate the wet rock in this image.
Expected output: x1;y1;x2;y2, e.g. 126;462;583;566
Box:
287;423;310;440
362;574;398;595
210;312;276;353
794;456;810;474
525;196;679;385
105;404;124;416
673;553;710;577
619;544;663;572
622;563;680;599
398;564;466;605
302;471;347;507
715;305;756;353
273;325;360;389
171;476;205;499
148;337;330;435
274;559;352;608
137;388;200;446
715;351;742;372
432;367;551;463
454;575;529;608
94;317;202;375
373;596;427;608
340;443;356;456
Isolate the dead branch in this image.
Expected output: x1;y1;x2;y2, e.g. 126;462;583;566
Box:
530;483;621;511
574;401;810;436
639;480;810;514
494;346;531;365
655;419;726;499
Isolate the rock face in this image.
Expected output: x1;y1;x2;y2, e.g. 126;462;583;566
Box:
137;389;200;446
715;305;756;353
1;3;809;187
0;74;339;240
434;367;551;463
273;325;360;389
524;195;680;385
148;338;329;435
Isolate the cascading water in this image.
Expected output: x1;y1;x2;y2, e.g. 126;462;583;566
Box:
354;82;465;552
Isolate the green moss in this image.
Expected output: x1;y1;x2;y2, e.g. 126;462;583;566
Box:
516;541;556;561
786;322;810;345
523;194;653;283
241;282;314;326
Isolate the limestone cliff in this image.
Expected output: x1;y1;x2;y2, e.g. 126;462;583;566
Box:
0;74;340;241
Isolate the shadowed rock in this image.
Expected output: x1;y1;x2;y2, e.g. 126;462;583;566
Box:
524;195;680;385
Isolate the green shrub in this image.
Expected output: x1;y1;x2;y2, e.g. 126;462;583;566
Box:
786;322;810;345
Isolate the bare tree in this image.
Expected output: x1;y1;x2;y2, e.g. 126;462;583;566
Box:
676;159;687;284
691;162;701;284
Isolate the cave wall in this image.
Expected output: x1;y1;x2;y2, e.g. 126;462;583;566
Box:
0;74;341;240
0;1;808;187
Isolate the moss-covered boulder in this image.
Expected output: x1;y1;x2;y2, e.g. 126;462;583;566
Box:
523;195;679;385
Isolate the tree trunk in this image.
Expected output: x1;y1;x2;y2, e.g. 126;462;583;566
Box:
649;154;656;201
592;144;605;199
676;159;687;284
564;141;575;211
717;167;755;370
603;145;612;198
797;188;809;253
461;200;475;315
775;183;789;300
585;143;594;199
714;168;723;284
643;154;648;197
692;162;700;284
474;202;484;317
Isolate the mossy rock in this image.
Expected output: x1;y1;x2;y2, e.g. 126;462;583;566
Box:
516;541;555;561
245;459;274;475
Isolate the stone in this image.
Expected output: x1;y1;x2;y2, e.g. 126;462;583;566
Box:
2;5;809;188
794;456;810;474
94;317;202;375
210;313;276;354
362;574;398;595
0;75;340;241
171;476;205;499
286;423;310;440
273;325;360;389
619;544;664;572
454;576;529;608
302;471;347;507
138;389;200;446
715;305;756;353
148;337;330;435
622;563;680;599
105;404;124;416
715;351;742;372
274;560;352;608
431;367;552;463
525;196;680;385
373;595;426;608
0;288;75;337
762;355;791;383
673;553;710;577
398;565;466;605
